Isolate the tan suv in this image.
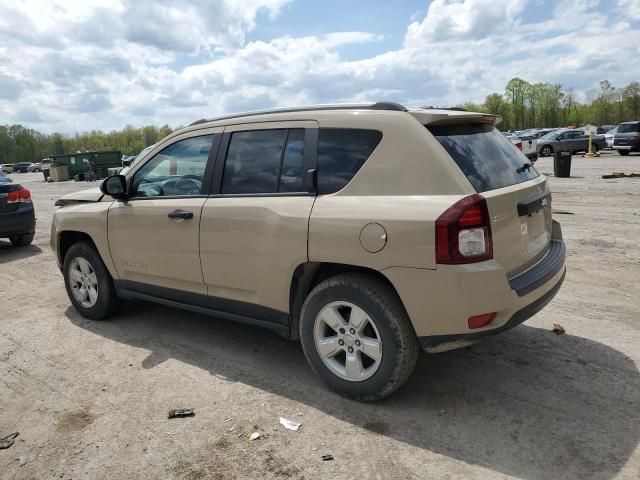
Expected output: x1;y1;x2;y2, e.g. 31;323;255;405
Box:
51;103;566;400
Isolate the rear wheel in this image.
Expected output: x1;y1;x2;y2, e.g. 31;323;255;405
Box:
9;233;34;247
63;241;121;320
591;143;599;153
299;273;419;401
540;145;553;157
618;150;630;156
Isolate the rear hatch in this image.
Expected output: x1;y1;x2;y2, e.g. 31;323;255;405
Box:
427;120;552;277
614;123;640;147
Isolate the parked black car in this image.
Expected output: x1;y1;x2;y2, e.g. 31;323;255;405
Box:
13;162;35;173
0;171;35;246
613;121;640;156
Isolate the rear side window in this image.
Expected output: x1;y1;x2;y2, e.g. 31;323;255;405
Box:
221;129;306;194
618;123;640;134
428;123;539;193
317;128;382;194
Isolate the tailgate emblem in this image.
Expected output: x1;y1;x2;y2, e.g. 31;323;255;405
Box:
521;223;528;236
541;197;548;208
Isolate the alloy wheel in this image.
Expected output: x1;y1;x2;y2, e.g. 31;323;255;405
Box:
68;257;99;308
313;301;383;382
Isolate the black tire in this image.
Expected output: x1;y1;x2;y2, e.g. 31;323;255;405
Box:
63;241;121;320
9;233;34;246
618;150;630;156
591;143;599;152
299;273;419;401
540;145;553;157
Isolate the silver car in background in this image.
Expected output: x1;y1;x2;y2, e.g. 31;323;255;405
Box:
537;129;607;157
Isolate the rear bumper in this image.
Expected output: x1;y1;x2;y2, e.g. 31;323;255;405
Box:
383;223;566;353
613;145;640;151
419;269;565;352
0;204;36;237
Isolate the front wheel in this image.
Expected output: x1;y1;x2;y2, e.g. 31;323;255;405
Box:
540;145;553;157
299;273;419;401
618;150;630;156
63;241;121;320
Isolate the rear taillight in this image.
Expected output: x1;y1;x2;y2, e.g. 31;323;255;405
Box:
436;194;492;264
515;142;522;150
7;187;31;204
630;135;640;143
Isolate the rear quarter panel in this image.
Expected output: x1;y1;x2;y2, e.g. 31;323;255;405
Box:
309;112;474;270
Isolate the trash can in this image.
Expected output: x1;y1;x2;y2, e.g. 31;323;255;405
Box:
553;150;572;178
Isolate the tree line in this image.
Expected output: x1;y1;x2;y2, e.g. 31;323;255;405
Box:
0;124;175;165
463;78;639;131
1;77;639;165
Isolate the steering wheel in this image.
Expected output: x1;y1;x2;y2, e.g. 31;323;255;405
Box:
137;181;163;197
175;177;202;195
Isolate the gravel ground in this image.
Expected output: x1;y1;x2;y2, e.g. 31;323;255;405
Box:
1;152;639;480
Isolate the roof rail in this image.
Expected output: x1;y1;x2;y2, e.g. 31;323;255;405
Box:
188;101;408;126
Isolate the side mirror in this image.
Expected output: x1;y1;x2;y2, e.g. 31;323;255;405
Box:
122;159;132;167
100;175;128;200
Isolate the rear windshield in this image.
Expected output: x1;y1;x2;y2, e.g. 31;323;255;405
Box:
428;123;539;192
617;123;640;134
0;172;10;182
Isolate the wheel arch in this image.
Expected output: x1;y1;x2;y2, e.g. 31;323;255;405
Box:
57;230;100;267
289;262;404;339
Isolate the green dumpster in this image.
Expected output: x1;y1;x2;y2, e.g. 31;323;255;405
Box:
49;150;121;180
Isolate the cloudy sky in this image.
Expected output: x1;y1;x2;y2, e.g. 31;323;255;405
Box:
0;0;638;133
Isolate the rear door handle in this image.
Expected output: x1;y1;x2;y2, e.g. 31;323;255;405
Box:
168;209;194;221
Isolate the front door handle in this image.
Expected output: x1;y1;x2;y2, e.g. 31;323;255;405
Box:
168;209;194;221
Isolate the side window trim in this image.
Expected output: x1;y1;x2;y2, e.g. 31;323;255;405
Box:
210;127;318;197
274;129;290;193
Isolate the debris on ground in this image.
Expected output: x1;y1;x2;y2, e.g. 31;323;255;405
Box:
0;432;19;449
168;408;195;419
552;323;566;334
602;172;640;179
322;454;334;461
19;455;28;466
279;417;302;431
249;431;261;441
552;210;574;215
224;418;233;422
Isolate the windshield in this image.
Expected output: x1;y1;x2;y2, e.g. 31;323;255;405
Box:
0;172;10;182
618;123;640;134
429;123;539;193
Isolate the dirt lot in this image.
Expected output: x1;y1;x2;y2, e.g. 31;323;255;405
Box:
1;152;639;480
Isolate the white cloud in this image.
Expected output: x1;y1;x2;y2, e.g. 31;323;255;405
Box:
617;0;640;20
405;0;527;44
0;0;638;133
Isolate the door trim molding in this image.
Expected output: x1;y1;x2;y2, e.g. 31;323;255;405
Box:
115;280;291;338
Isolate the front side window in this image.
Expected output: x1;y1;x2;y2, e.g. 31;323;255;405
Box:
132;135;214;197
317;128;383;194
221;129;306;194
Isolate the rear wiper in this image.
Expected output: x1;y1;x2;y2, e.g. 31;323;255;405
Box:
516;162;532;174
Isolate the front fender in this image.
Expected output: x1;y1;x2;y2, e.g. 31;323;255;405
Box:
51;201;117;278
